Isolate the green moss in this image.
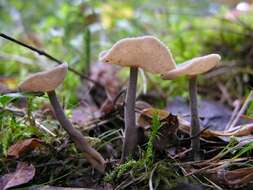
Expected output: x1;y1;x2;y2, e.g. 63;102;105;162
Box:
105;112;161;182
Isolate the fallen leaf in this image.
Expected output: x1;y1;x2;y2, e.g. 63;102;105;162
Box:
178;117;253;140
137;108;170;128
7;138;43;158
0;162;35;190
137;108;179;151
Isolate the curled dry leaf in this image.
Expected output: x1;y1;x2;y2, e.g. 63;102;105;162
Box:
137;108;171;128
7;138;43;158
207;124;253;137
178;117;253;140
139;106;253;145
137;108;179;151
0;162;35;190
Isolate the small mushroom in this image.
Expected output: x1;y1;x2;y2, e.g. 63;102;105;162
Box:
100;36;176;160
18;63;105;172
161;54;221;160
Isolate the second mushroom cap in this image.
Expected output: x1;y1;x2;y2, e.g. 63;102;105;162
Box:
99;36;176;74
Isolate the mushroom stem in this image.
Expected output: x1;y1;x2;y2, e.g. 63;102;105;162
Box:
47;90;105;172
188;76;200;161
121;67;138;160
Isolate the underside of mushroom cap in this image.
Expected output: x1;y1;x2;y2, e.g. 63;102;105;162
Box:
161;54;221;80
99;36;176;74
18;63;68;92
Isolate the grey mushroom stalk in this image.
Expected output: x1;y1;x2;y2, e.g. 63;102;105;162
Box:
100;36;176;160
18;63;106;172
162;54;221;160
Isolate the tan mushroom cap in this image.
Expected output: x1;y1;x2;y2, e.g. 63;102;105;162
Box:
161;54;221;80
99;36;176;74
18;63;68;92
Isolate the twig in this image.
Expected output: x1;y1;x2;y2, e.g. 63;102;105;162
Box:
149;163;158;190
225;100;241;131
34;119;56;137
228;90;253;130
0;33;103;87
112;88;126;105
203;176;223;190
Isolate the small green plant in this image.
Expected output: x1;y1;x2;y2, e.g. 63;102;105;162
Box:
0;114;38;156
233;141;253;159
0;93;43;156
105;112;161;181
0;93;24;108
144;112;161;165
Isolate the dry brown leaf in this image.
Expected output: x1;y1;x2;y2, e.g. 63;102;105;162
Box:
209;124;253;137
7;138;43;158
178;117;253;139
0;162;35;190
137;108;179;151
137;108;170;128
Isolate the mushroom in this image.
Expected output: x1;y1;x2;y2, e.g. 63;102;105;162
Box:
99;36;176;160
161;54;221;160
18;63;105;172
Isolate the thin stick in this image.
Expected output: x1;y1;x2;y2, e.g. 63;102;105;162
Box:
121;67;138;160
34;119;56;137
149;163;158;190
228;90;253;130
225;100;241;131
0;33;102;87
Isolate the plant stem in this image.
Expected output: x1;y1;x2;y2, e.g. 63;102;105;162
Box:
121;67;138;160
47;91;105;172
189;76;200;161
0;33;102;87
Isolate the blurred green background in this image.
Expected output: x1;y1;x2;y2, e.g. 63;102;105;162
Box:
1;0;253;106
